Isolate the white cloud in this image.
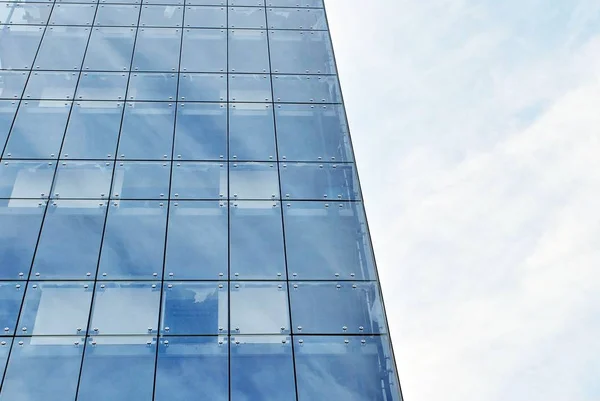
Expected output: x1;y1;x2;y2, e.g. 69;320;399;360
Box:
325;1;600;400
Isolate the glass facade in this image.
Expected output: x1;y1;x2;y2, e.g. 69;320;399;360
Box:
0;0;402;400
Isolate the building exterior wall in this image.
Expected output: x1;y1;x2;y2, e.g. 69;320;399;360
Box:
0;0;403;399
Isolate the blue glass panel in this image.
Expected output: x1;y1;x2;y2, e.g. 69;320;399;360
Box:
0;101;17;150
267;7;326;30
171;162;226;199
155;337;228;401
0;339;11;377
0;161;54;199
5;101;70;159
0;26;43;70
62;101;123;160
229;103;276;161
280;162;361;200
267;0;323;7
100;0;141;4
290;282;385;334
76;72;128;101
229;30;269;73
89;282;161;335
186;0;224;4
34;26;90;70
140;5;184;27
98;201;167;280
230;162;279;200
18;281;92;336
111;161;170;200
181;28;226;72
83;27;136;71
184;5;226;28
118;102;175;160
229;74;272;102
77;337;157;401
23;72;78;100
275;104;352;162
230;201;285;280
283;201;376;280
60;0;97;3
49;4;97;26
132;27;181;72
178;73;226;102
230;336;296;401
127;72;177;101
32;200;106;280
0;283;24;335
0;71;28;100
161;282;227;335
230;0;264;5
143;0;182;5
295;335;402;401
230;282;289;334
174;102;227;161
52;161;114;199
0;200;45;279
165;201;227;280
94;4;140;26
273;74;341;103
0;3;51;24
229;6;266;29
0;337;84;401
270;30;334;74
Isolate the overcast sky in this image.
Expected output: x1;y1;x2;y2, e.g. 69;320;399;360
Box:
325;1;600;400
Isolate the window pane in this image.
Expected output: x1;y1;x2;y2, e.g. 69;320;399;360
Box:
23;72;78;100
90;282;161;335
229;103;275;161
186;0;225;4
0;339;10;381
275;104;352;162
77;337;157;401
178;73;226;102
100;0;141;4
52;161;114;199
229;6;265;29
295;336;402;401
165;201;227;280
290;282;385;334
98;201;167;279
229;30;269;73
127;72;177;101
230;282;289;334
0;71;29;100
267;0;323;7
143;0;182;5
94;4;140;26
155;337;228;401
49;4;97;26
118;102;175;160
0;26;44;70
32;200;107;280
140;5;184;27
34;26;90;70
161;282;227;335
0;3;52;25
0;338;84;401
270;30;334;74
83;27;136;71
273;74;341;103
230;162;279;200
62;101;123;159
18;281;92;336
181;28;226;72
0;161;54;199
0;101;17;150
231;336;296;401
76;72;128;101
230;201;285;280
280;162;361;200
229;74;271;102
174;102;227;161
0;283;25;336
5;101;70;159
0;200;45;279
111;162;170;200
184;5;225;28
284;201;376;280
132;27;181;71
171;162;226;199
267;7;326;30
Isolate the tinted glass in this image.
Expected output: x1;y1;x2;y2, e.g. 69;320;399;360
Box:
83;27;136;71
229;30;269;73
229;6;266;29
132;27;181;71
0;101;18;148
267;7;326;30
94;5;140;27
267;0;323;7
229;74;272;102
230;282;289;334
178;73;227;102
127;72;178;101
184;5;226;28
269;30;335;74
0;27;44;70
0;161;55;199
272;74;341;103
76;72;129;101
111;161;170;199
52;161;114;199
181;28;226;72
229;103;276;161
229;162;279;200
0;3;52;25
140;5;184;27
0;283;25;335
34;26;90;70
171;162;226;200
174;103;227;160
49;4;97;26
23;72;78;100
280;162;361;200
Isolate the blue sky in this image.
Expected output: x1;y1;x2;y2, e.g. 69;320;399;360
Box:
325;1;600;400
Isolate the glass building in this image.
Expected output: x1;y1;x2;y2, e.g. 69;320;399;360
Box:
0;0;403;400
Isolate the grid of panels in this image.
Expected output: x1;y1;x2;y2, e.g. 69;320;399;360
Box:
0;1;402;400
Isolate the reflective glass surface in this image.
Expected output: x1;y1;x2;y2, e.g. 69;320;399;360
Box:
111;161;170;199
0;71;29;100
178;73;227;102
229;6;266;29
0;27;44;70
0;3;52;25
0;161;54;199
280;162;361;200
132;27;181;71
94;4;140;27
171;162;226;199
140;5;184;27
174;102;227;160
273;74;341;103
33;26;90;70
127;72;178;101
230;282;290;334
0;283;25;335
83;27;136;71
181;28;226;72
229;103;276;161
267;0;323;7
52;161;114;199
229;74;272;102
23;72;78;100
229;30;269;73
267;7;326;30
229;162;279;200
184;5;226;28
0;101;17;149
76;72;128;101
49;4;97;26
270;30;335;74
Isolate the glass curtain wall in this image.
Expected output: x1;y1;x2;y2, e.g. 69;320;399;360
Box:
0;0;403;400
